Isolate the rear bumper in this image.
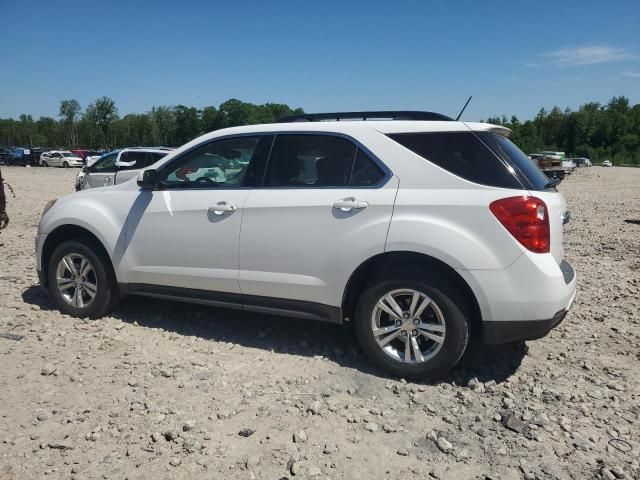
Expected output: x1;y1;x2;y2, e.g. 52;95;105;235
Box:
483;308;568;344
458;255;576;343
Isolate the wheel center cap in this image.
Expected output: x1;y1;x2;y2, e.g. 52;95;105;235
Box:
403;312;410;319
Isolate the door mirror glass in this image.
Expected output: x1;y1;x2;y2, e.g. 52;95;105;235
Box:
138;169;158;190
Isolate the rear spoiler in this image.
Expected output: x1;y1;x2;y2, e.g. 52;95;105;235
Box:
488;126;511;137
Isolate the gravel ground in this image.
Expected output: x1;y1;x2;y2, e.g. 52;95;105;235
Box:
0;166;638;480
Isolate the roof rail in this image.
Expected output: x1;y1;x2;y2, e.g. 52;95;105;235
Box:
277;111;453;123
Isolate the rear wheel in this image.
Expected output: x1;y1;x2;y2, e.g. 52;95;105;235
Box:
47;240;118;318
354;272;469;380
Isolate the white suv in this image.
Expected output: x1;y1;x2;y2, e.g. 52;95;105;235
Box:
76;148;172;190
35;111;576;379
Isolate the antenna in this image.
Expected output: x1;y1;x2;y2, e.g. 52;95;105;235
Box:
455;96;472;121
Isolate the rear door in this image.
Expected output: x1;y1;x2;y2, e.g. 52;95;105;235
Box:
238;133;398;308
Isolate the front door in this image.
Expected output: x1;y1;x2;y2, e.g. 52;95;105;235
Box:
124;134;273;294
239;134;398;308
85;151;118;188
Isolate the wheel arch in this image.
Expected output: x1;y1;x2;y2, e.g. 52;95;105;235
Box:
41;224;114;289
342;251;483;337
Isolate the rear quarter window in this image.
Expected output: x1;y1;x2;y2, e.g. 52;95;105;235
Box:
388;132;522;189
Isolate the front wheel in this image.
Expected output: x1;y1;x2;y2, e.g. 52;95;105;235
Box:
47;240;118;318
42;161;48;167
354;272;469;380
63;161;69;168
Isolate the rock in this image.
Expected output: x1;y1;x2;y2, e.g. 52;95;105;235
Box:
216;410;232;420
193;370;210;381
159;368;173;378
323;443;338;454
246;455;261;468
307;466;321;477
238;428;255;438
436;436;453;453
504;413;526;434
397;447;409;456
169;457;182;467
127;378;140;387
293;430;307;443
307;400;322;414
48;441;74;450
364;422;379;432
41;364;56;376
182;420;196;432
611;466;626;479
182;438;198;453
151;432;162;443
163;430;179;441
426;430;439;442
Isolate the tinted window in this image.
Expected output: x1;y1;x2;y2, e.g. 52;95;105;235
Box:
159;135;272;189
151;152;168;163
389;132;522;189
476;132;551;191
119;151;150;171
351;149;385;186
265;135;356;187
90;152;118;172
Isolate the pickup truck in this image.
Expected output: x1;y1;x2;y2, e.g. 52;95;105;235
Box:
76;148;172;190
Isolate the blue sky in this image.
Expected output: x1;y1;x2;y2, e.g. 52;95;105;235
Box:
0;0;638;121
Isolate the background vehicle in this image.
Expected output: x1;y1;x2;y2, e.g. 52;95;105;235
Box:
37;111;576;380
570;157;592;167
76;147;171;190
602;160;613;167
40;150;83;168
529;154;565;182
561;158;575;174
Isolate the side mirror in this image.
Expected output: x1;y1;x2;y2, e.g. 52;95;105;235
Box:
137;169;158;190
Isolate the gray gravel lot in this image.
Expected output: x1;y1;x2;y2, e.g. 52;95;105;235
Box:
0;165;638;479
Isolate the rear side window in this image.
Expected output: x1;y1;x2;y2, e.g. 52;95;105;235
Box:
475;132;551;191
264;134;387;188
351;149;385;186
119;151;150;171
388;132;522;189
151;152;168;163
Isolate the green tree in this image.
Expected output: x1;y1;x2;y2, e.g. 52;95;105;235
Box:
59;99;81;146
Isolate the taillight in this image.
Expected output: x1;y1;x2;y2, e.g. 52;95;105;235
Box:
489;196;550;253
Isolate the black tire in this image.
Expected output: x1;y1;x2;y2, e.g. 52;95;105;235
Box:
63;161;69;168
42;161;48;167
47;240;119;318
354;270;469;380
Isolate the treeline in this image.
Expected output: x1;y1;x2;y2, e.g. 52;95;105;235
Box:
485;96;640;164
0;97;303;150
1;95;639;164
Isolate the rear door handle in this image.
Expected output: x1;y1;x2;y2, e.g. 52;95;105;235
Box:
208;202;237;215
333;197;369;212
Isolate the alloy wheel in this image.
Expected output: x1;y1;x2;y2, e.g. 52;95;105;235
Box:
55;253;98;308
371;288;446;363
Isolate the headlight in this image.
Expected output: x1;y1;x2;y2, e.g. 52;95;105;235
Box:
42;199;57;217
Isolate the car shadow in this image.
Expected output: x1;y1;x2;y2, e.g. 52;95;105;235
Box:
21;284;525;385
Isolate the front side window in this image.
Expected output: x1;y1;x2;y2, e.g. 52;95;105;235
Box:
159;135;273;189
89;152;118;172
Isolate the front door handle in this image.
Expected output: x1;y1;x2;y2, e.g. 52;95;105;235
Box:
208;202;237;215
333;197;369;212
